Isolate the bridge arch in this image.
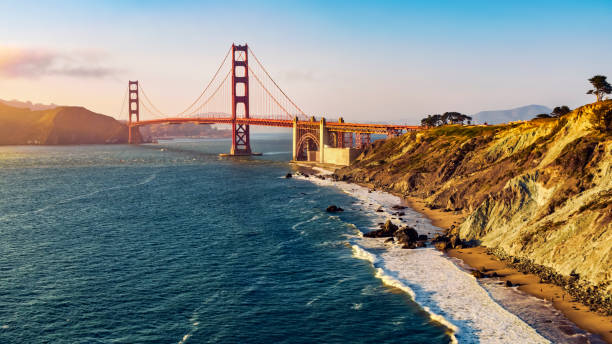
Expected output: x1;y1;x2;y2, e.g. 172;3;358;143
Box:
296;132;320;161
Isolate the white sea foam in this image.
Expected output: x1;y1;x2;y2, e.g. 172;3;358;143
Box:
291;214;322;231
177;334;191;344
177;310;201;344
297;174;552;344
306;277;351;306
352;244;458;343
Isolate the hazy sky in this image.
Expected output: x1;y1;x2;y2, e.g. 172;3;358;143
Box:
1;0;611;124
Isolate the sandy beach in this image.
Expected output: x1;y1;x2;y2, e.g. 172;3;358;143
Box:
295;162;612;343
405;195;612;343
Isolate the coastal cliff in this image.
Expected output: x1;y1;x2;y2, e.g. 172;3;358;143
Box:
0;103;130;144
336;101;612;313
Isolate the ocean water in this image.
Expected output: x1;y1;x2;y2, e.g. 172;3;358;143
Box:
0;138;450;343
0;137;597;344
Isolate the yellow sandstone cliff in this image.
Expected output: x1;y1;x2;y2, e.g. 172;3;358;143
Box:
336;101;612;313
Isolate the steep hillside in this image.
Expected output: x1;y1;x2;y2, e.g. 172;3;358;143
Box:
0;103;129;144
472;104;552;124
336;101;612;312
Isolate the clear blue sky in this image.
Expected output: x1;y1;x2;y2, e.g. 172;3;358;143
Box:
1;0;611;124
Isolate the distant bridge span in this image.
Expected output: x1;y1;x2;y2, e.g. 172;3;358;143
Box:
121;43;420;164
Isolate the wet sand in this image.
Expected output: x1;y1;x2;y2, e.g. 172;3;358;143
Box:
295;163;612;342
405;196;612;343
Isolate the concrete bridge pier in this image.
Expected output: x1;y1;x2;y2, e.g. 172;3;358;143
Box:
292;116;362;166
319;117;328;164
292;116;298;161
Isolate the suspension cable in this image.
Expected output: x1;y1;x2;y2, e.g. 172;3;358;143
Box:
193;69;231;115
140;101;163;118
248;65;292;117
248;47;306;117
138;84;165;116
177;46;232;116
118;86;128;121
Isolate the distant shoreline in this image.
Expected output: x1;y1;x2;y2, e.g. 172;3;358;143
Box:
0;136;231;146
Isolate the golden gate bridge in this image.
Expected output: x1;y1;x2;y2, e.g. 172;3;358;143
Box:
119;43;419;164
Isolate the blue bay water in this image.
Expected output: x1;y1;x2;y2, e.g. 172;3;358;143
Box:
0;137;451;343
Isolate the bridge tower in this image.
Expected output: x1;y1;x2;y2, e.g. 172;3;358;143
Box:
128;80;140;144
230;44;252;155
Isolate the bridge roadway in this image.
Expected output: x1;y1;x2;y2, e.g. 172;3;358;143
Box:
131;116;420;134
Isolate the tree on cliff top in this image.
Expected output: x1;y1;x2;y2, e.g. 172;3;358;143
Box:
421;114;442;127
421;112;472;127
586;75;612;102
442;112;472;124
551;105;571;117
535;113;552;119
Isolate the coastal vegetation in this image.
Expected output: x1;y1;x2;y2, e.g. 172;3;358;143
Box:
587;75;612;102
534;105;572;119
420;112;472;127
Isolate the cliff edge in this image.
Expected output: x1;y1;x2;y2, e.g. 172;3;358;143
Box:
336;101;612;312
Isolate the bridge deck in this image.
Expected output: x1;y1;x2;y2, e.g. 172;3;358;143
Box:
132;117;419;134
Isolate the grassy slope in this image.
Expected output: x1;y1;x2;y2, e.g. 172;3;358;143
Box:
0;103;128;144
337;101;612;306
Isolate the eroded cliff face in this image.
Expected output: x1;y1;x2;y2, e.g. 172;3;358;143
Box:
336;101;612;303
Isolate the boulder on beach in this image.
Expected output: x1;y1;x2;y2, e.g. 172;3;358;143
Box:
364;220;398;237
394;226;419;247
326;205;344;212
472;270;485;278
401;241;426;249
432;233;466;251
375;206;384;212
434;241;448;251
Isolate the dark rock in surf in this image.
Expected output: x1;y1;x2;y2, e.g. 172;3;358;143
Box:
326;205;344;212
364;220;398;238
394;226;419;246
285;173;292;178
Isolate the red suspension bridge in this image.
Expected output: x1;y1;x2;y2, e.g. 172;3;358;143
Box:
119;43;419;164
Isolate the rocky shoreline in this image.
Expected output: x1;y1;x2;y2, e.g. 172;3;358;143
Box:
293;162;612;343
488;247;612;315
333;101;612;307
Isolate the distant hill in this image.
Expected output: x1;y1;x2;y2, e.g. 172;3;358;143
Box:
0;103;129;145
0;99;58;111
471;105;552;124
138;122;231;140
